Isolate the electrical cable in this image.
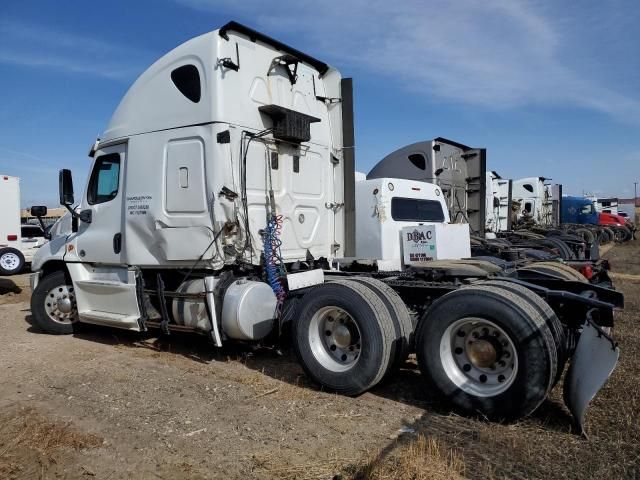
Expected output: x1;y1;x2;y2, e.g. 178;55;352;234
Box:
179;227;225;286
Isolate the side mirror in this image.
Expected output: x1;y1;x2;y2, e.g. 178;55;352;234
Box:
30;205;48;217
30;205;50;240
59;169;75;206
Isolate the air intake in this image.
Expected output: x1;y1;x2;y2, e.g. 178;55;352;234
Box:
258;105;320;143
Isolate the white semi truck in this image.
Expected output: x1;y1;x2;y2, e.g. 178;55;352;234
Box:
29;22;622;433
485;171;512;234
0;175;47;275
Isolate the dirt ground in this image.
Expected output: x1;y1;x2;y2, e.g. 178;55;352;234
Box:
0;242;639;480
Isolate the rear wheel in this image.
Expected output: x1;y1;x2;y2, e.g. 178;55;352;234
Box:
0;247;25;275
613;226;631;242
574;228;595;245
603;227;615;243
30;270;78;334
292;280;395;395
415;285;557;419
540;237;575;260
519;261;588;283
469;280;567;387
347;277;413;373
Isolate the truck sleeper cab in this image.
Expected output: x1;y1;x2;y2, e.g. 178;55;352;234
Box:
30;22;621;434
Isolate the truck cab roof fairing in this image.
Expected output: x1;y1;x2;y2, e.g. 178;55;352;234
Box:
102;32;215;142
101;21;334;143
367;138;473;182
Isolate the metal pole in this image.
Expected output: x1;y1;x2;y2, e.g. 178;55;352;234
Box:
635;182;638;224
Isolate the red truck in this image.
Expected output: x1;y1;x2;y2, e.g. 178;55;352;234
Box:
599;212;635;241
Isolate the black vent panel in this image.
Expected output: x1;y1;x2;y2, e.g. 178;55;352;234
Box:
259;105;320;143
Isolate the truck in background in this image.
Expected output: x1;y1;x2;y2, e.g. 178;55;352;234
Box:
0;175;48;275
562;195;634;242
485;171;512;235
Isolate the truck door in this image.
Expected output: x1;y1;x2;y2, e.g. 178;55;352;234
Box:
75;143;125;264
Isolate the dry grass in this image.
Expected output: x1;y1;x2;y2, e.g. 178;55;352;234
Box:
0;406;102;478
250;434;482;480
347;434;472;480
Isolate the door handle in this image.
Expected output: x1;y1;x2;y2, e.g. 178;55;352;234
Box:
113;233;122;254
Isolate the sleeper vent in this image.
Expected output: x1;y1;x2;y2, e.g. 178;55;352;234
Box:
258;105;320;143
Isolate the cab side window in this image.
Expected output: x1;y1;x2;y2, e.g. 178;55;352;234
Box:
88;153;121;205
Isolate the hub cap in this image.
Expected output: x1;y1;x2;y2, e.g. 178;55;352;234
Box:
0;252;20;272
309;306;361;372
44;285;77;324
440;317;518;397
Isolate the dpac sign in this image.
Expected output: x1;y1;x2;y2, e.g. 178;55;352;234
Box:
401;223;472;265
402;225;437;264
406;228;433;242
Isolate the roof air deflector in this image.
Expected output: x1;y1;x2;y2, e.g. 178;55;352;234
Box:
219;21;330;75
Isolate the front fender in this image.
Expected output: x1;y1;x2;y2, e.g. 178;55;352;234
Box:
31;233;68;273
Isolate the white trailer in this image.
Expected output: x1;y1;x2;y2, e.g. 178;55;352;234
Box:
29;22;621;433
0;175;46;275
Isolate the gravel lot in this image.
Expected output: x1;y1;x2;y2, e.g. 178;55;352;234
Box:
0;241;638;479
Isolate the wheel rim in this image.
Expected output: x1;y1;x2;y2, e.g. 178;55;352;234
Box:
440;317;518;397
0;252;20;271
44;284;77;324
308;306;361;372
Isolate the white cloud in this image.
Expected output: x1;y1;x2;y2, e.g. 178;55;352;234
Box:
176;0;640;121
0;20;152;80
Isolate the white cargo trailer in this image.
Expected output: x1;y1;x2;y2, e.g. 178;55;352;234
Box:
0;175;46;275
28;21;622;433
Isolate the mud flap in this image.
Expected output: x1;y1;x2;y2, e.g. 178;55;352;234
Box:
564;320;619;436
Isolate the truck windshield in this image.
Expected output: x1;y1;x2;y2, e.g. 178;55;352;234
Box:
391;197;445;222
580;204;595;214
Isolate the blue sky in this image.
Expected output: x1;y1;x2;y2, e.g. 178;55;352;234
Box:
1;0;639;206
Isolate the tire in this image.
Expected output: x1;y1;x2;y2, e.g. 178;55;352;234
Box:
469;280;567;388
603;227;615;244
519;261;588;283
347;277;413;373
30;270;78;334
615;226;632;242
415;285;557;419
0;247;25;275
598;228;610;244
292;280;395;395
539;237;575;260
574;228;595;245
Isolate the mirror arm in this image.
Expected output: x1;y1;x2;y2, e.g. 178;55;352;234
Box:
34;216;51;240
63;203;80;219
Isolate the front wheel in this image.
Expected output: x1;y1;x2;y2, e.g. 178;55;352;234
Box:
415;285;557;420
0;247;25;275
30;270;78;334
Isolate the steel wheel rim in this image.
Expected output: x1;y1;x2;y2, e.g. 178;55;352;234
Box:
44;284;77;325
0;252;20;271
308;306;361;372
440;317;518;397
